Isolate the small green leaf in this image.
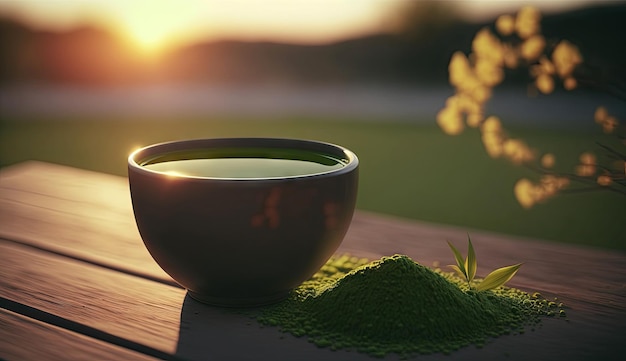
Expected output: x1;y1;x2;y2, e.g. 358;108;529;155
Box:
466;235;477;283
475;263;523;292
448;264;466;280
447;241;467;280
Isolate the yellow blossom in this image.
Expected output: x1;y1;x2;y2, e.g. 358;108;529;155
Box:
448;52;475;88
515;6;541;39
436;105;464;135
503;139;534;164
535;73;554;94
552;40;582;78
456;93;481;114
502;44;519;69
514;178;537;209
481;131;504;158
481;116;503;133
472;28;504;66
540;175;569;196
466;112;484;128
496;14;515;36
515;175;569;208
475;58;504;87
520;35;546;61
531;56;555;76
480;116;506;158
471;85;492;104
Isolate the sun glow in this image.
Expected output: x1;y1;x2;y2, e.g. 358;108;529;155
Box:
109;2;200;58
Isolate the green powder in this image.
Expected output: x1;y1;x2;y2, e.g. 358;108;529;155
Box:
256;254;565;358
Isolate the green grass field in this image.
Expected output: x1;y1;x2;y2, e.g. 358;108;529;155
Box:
1;114;624;251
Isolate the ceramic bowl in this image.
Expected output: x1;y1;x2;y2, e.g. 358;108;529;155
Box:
128;138;358;306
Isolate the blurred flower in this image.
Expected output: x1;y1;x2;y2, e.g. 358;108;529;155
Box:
439;5;625;209
594;106;619;133
449;51;475;88
502;44;519;69
514;178;537;209
535;73;554;94
597;175;612;186
480;116;505;158
473;28;504;66
563;76;578;90
503;139;535;164
520;35;546;61
448;52;492;104
481;131;504;158
514;175;569;208
475;58;504;87
530;57;554;79
540;175;570;196
466;112;484;128
496;14;515;36
576;152;596;177
529;57;557;94
482;116;503;133
579;152;595;165
552;41;582;78
515;6;541;39
594;106;608;122
541;153;555;168
436;105;464;135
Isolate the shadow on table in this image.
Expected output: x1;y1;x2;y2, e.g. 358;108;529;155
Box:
174;290;626;361
174;293;374;361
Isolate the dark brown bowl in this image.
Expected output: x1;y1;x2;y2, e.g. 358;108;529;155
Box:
128;138;358;307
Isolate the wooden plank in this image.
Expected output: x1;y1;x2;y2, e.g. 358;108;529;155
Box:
0;309;158;361
0;241;184;357
0;161;174;284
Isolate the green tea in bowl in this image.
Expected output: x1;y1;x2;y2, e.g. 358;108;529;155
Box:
140;147;348;179
128;138;359;307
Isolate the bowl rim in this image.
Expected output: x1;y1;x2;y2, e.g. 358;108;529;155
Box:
128;137;359;181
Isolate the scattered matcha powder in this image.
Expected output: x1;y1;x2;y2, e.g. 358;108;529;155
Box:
255;254;566;358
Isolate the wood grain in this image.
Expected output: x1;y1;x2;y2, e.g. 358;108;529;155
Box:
1;161;626;360
0;309;158;361
0;241;184;356
0;161;172;284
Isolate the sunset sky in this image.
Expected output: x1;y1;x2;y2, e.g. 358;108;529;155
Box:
0;0;610;55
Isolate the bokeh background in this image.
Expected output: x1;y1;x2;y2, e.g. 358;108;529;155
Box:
1;0;625;251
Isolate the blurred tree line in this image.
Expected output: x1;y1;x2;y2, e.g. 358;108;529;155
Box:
0;1;624;88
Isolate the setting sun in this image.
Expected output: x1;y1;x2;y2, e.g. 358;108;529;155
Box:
123;22;171;55
107;1;202;57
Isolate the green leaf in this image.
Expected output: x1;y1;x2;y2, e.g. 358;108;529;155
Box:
447;240;467;280
466;235;477;283
448;264;467;280
475;263;523;292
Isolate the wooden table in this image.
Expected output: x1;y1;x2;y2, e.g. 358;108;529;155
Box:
1;161;625;361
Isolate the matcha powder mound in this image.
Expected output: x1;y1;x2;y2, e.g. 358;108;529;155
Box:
256;254;565;358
